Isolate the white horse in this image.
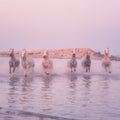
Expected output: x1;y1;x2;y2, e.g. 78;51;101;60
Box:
68;49;77;72
9;48;20;74
42;51;53;75
102;48;111;73
81;51;91;72
21;49;35;77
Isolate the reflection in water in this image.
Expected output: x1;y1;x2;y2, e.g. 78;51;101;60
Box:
83;74;91;89
20;76;35;111
8;76;20;108
99;78;109;107
40;75;53;112
21;75;34;89
42;75;53;89
66;71;78;81
83;74;91;80
68;73;77;104
82;75;91;118
5;77;20;120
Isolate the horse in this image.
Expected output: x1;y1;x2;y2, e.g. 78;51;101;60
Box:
81;52;91;72
9;48;20;74
21;49;35;77
42;51;53;75
102;48;111;73
68;51;77;73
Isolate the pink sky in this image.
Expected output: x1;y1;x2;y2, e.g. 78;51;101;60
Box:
0;0;120;55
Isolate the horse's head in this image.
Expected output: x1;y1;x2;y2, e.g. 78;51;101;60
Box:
72;49;76;58
104;48;109;56
43;50;48;59
9;48;14;57
21;49;27;60
72;53;76;58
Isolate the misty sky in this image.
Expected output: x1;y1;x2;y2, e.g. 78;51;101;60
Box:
0;0;120;55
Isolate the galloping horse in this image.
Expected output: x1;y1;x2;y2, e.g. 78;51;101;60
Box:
42;50;53;75
102;48;111;73
68;49;77;72
81;51;91;72
21;49;35;77
9;48;20;74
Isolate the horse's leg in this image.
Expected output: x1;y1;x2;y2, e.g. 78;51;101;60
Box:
24;71;27;77
74;67;76;72
44;68;49;75
86;66;88;72
9;66;11;74
87;67;89;72
71;67;73;72
89;67;90;72
108;66;111;73
13;66;16;73
23;68;27;77
105;66;107;73
88;66;90;72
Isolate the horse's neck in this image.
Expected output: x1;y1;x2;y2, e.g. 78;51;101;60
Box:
22;55;27;61
10;55;15;60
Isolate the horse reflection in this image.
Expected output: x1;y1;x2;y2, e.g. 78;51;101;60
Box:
81;51;91;72
102;48;111;73
68;49;77;73
42;51;53;75
9;48;20;74
21;49;35;77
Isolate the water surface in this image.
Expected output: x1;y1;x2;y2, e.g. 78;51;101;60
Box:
0;57;120;120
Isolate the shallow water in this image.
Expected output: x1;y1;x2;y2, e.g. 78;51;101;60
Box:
0;57;120;120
